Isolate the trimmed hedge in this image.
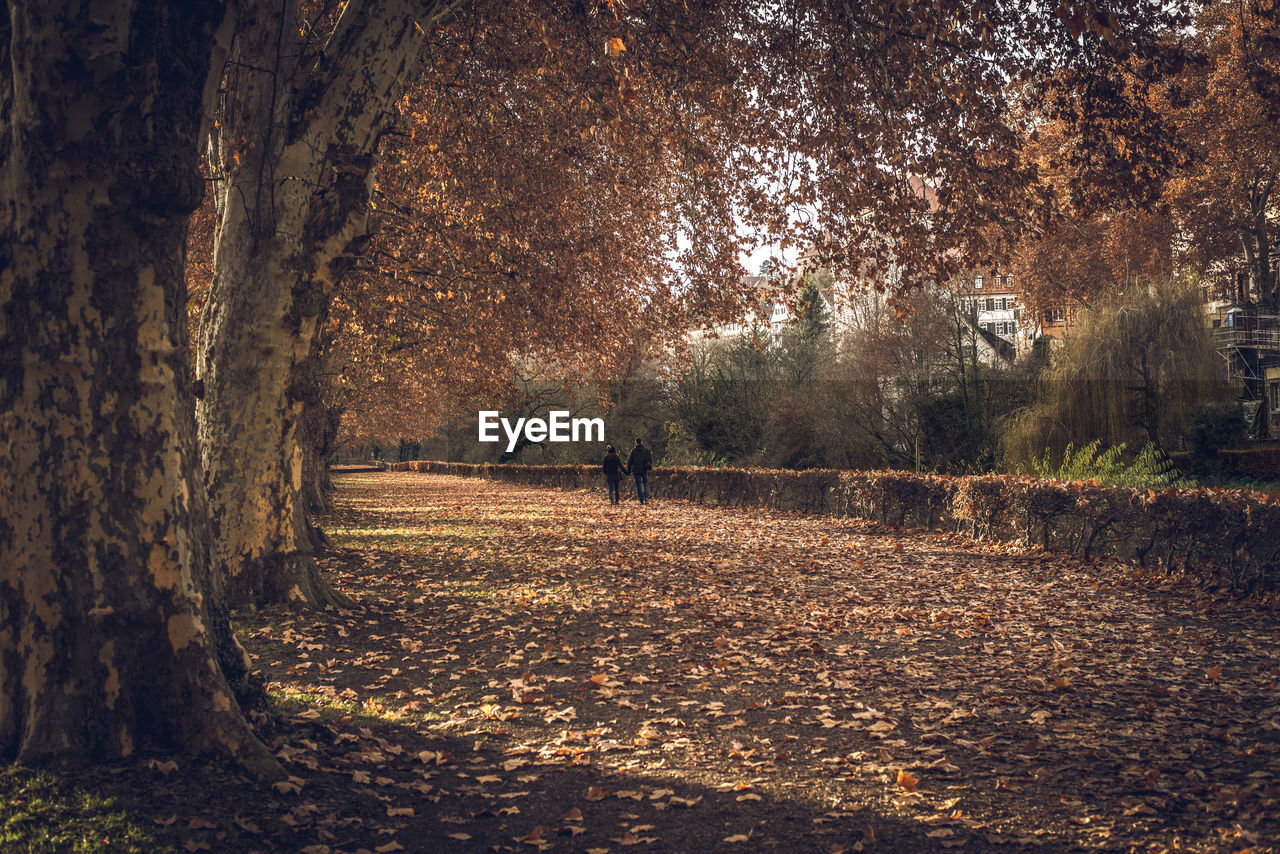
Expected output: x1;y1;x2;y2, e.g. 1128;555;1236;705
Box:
388;460;1280;591
1218;448;1280;480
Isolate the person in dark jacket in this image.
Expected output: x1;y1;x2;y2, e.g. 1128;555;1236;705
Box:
627;437;653;504
602;445;625;505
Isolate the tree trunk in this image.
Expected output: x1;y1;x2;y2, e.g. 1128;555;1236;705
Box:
300;381;341;518
197;0;440;608
0;0;275;772
1248;182;1276;313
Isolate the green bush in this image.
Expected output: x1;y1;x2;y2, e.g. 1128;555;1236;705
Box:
1031;439;1191;489
658;421;727;467
1189;402;1247;462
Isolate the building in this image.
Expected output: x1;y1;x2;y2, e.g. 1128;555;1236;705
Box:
953;272;1039;361
1267;366;1280;433
1205;250;1280;438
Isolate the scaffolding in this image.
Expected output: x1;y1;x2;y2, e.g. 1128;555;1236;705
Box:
1215;314;1280;386
1215;313;1280;437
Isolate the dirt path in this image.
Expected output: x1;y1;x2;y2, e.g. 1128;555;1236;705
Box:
235;472;1280;853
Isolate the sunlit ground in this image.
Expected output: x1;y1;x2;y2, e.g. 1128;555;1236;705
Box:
3;471;1275;853
249;471;1280;852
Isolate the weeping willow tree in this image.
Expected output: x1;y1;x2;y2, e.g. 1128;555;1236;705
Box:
1004;279;1224;469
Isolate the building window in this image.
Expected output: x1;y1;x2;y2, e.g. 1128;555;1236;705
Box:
974;276;983;290
1271;381;1280;412
1045;309;1066;324
985;298;995;312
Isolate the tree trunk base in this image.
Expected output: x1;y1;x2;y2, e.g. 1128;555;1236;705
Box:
227;551;353;611
209;602;270;713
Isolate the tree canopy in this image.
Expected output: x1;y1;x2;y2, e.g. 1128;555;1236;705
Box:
2;0;1213;769
314;0;1194;443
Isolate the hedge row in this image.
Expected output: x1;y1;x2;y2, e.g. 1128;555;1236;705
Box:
1218;448;1280;479
388;460;1280;591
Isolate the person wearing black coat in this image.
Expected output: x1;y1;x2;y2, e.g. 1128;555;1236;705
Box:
627;437;653;504
602;445;625;505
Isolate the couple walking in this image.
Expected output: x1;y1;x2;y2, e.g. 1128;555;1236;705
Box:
602;438;652;505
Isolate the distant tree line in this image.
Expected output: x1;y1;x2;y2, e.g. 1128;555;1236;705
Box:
398;273;1246;481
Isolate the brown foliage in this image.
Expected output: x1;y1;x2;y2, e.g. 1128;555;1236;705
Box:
1010;0;1280;314
316;0;1189;439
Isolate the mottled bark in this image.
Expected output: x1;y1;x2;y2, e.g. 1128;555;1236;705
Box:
1245;180;1276;312
196;0;446;608
0;0;274;772
300;371;341;519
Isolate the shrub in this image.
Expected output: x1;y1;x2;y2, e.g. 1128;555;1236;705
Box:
1189;402;1248;462
1217;448;1280;479
1031;440;1192;489
658;421;727;468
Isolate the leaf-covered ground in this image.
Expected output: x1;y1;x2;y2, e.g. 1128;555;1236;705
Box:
5;471;1277;853
234;471;1280;853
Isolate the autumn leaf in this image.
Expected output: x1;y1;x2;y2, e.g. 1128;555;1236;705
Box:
517;826;548;844
232;468;1280;854
272;778;303;795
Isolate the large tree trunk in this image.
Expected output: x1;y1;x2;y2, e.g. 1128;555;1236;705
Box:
1246;181;1276;313
299;361;342;519
0;0;274;772
197;0;442;608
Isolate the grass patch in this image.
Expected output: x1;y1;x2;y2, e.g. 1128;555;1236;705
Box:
271;687;442;728
0;765;163;854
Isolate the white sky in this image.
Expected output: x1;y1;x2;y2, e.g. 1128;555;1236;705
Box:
742;242;799;277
